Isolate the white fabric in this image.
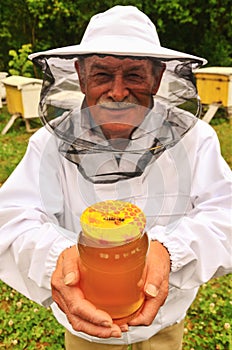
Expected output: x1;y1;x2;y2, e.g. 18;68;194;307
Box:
0;115;231;344
29;6;207;65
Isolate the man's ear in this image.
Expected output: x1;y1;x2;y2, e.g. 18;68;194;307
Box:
75;60;86;94
151;63;166;95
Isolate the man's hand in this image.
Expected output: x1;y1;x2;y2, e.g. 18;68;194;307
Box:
128;240;170;326
51;246;124;338
52;241;170;334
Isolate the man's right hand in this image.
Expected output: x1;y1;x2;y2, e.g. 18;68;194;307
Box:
51;246;124;338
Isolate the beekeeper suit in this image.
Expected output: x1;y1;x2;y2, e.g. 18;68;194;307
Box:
0;5;231;350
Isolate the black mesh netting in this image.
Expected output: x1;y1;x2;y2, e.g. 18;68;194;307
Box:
33;55;202;183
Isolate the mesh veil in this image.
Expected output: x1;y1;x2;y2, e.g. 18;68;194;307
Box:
33;55;203;183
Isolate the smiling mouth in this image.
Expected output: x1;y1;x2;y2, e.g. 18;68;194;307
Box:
98;102;137;110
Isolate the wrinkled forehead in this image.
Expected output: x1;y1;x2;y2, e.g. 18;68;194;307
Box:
77;54;164;74
77;53;163;66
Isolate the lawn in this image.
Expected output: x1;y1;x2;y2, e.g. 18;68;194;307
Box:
0;106;231;349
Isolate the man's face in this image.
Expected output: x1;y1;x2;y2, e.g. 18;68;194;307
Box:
75;55;164;140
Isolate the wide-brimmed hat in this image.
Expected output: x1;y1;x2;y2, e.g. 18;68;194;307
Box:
29;5;207;64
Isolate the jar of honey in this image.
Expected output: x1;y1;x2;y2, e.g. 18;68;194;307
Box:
78;200;148;325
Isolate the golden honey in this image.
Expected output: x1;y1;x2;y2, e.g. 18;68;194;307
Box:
78;200;148;324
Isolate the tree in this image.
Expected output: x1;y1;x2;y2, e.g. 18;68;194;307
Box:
0;0;231;73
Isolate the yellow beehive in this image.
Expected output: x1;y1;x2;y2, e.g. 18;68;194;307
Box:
194;67;232;108
2;75;42;118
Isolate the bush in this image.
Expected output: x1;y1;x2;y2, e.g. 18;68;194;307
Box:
8;44;34;77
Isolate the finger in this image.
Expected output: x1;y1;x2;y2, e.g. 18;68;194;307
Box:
67;312;122;338
143;241;170;296
128;280;169;326
52;267;114;327
52;283;122;338
145;283;159;297
51;250;123;337
128;298;159;326
119;324;129;332
137;263;147;289
61;246;80;286
66;288;113;325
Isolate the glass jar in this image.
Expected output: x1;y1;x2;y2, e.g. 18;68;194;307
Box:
78;200;148;325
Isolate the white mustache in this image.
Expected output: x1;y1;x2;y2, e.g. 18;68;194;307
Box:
97;101;138;110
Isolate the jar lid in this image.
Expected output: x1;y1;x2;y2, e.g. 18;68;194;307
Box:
80;200;146;245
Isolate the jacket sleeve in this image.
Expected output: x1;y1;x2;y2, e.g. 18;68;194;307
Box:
0;129;74;306
149;122;232;289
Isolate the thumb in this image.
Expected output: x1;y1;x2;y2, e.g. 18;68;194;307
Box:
143;241;170;298
60;246;80;286
145;283;159;298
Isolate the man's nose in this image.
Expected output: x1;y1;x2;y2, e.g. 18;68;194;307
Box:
108;75;129;101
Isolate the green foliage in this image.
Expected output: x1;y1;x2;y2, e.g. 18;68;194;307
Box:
8;44;34;77
213;120;232;169
0;0;232;72
0;281;64;349
0;107;34;185
145;0;232;66
183;274;232;349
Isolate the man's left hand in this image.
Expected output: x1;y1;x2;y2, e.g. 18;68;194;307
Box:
128;240;170;326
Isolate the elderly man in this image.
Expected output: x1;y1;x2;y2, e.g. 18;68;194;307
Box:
0;5;231;350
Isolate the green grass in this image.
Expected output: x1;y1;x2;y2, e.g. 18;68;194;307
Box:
183;275;232;349
0;110;36;186
0;106;231;349
0;283;65;349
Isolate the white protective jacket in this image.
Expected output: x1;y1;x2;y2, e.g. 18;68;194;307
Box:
0;116;231;345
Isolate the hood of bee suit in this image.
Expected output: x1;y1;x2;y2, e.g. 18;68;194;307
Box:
29;5;207;184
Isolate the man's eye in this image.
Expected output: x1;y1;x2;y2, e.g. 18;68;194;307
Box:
126;73;143;81
95;72;111;78
94;72;112;82
96;72;109;76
